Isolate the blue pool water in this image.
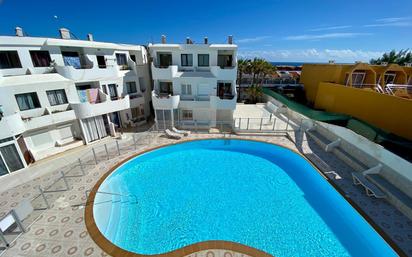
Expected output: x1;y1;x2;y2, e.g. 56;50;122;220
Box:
93;139;397;257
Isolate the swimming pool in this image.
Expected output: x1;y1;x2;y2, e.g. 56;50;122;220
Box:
91;139;397;257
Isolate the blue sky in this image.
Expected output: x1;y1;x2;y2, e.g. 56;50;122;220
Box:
1;0;411;62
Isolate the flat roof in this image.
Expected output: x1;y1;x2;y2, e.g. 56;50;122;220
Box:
0;73;72;87
0;36;143;51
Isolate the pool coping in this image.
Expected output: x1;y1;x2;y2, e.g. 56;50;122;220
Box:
84;137;406;257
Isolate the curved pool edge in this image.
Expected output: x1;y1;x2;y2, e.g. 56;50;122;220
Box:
84;138;405;257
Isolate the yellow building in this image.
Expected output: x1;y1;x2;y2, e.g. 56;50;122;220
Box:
300;62;412;140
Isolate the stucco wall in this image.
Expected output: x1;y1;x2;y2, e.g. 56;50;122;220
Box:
314;82;412;140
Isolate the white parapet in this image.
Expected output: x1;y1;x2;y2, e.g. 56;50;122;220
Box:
210;66;237;80
210;95;237;110
71;95;130;119
151;64;178;80
151;90;180;109
0;113;26;139
55;64;120;81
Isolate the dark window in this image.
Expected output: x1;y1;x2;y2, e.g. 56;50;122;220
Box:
158;53;172;67
116;53;127;65
139;77;146;92
125;82;137;94
96;56;106;68
101;85;108;94
198;54;209;67
0;51;22;69
30;50;51;67
46;89;68;106
159;82;173;95
108;84;118;100
130;55;136;62
218;55;233;68
15;92;41;111
217;83;233;99
181;54;193;66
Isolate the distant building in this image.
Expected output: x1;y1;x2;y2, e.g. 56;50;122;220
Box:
149;36;237;128
300;62;412;141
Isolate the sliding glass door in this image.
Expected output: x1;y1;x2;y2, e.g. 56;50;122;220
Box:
0;143;25;176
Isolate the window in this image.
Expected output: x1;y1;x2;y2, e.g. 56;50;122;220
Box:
131;105;144;118
130;55;136;62
116;53;127;66
182;110;193;120
198;54;209;67
0;51;22;69
101;85;108;95
159;82;173;95
158;53;172;67
15;92;41;111
125;82;137;94
96;55;106;68
384;73;396;84
30;51;51;67
108;84;118;100
217;82;232;99
352;72;366;87
181;84;192;95
46;89;68;106
139;77;146;92
218;55;233;68
181;54;193;66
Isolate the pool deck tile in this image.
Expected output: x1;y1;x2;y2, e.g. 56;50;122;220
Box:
0;132;411;257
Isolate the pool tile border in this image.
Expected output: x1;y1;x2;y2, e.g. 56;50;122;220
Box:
85;137;406;257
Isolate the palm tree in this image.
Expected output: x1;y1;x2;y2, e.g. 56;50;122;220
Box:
237;59;251;101
245;84;263;104
370;49;412;65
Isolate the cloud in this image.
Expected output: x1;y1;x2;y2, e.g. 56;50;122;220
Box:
238;49;383;62
284;32;371;41
237;36;271;43
375;17;411;23
309;25;352;32
364;16;412;27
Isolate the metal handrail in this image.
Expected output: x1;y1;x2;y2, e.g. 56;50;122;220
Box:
85;190;138;203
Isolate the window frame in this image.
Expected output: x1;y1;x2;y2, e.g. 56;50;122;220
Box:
181;54;193;67
198;54;209;67
96;55;106;69
46;89;68;106
181;110;193;120
0;51;22;69
181;84;192;95
115;53;128;66
126;81;138;94
15;92;41;111
29;50;51;67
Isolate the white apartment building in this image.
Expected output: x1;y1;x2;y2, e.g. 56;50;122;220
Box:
0;27;151;177
149;36;237;129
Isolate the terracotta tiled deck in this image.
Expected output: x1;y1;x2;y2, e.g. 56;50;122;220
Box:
0;131;411;257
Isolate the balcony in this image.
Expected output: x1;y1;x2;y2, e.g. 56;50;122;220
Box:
211;66;237;80
151;63;178;79
210;95;237;110
129;93;145;107
71;90;130;119
22;107;76;131
179;95;211;109
55;56;120;81
0;113;26;139
152;90;180;109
